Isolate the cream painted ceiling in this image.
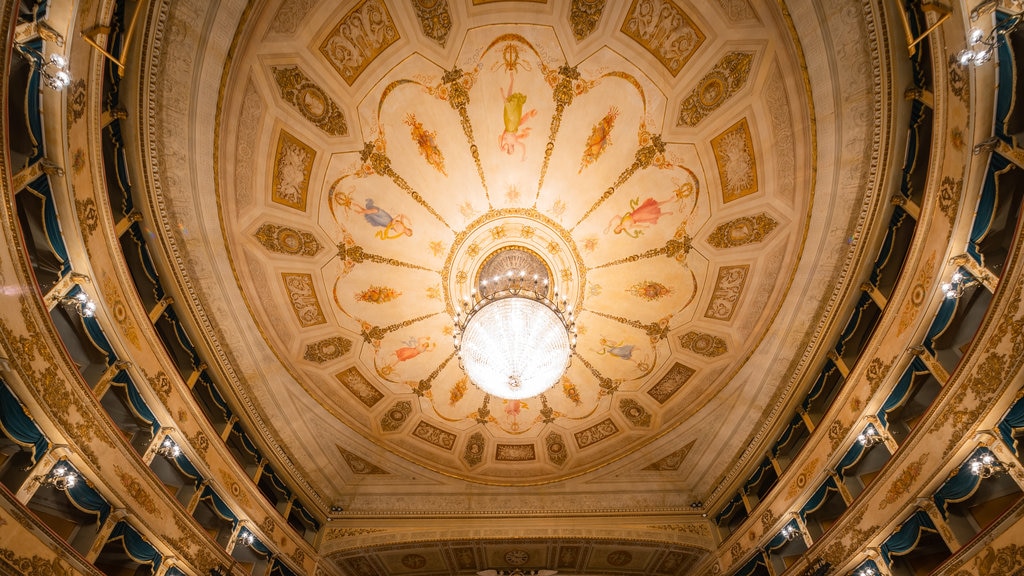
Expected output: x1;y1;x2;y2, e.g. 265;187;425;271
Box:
140;0;886;533
212;0;817;490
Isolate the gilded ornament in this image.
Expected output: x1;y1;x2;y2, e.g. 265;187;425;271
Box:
272;66;348;136
338;446;389;474
570;0;607;40
678;331;727;357
271;131;315;211
545;432;568;465
704;265;749;321
711;118;758;203
938;176;963;226
255;223;322;256
706;213;777;249
410;0;452;46
76;198;98;234
647;362;694;404
619;398;652;427
574;418;619;449
621;0;705;75
303;336;353;364
412;420;457;450
66;79;87;126
282;273;327;327
677;52;754;127
337;368;385;408
319;0;399;85
381;401;412;432
463;431;486;467
642;440;694;471
495;443;537;461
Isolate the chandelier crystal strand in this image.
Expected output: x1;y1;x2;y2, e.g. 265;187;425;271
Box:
454;269;577;400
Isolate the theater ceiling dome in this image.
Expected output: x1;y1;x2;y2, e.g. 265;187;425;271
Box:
141;0;877;504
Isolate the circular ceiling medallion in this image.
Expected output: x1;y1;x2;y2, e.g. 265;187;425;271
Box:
505;550;529;566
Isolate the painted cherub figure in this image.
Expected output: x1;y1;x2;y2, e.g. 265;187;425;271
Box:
497;46;536;160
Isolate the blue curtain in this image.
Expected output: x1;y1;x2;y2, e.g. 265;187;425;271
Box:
765;519;800;552
733;552;768;576
853;559;880;576
199;485;238;525
270;558;300;576
232;426;262;461
835;435;868;480
197;373;232;420
802;361;839;411
108;521;162;571
165;568;187;576
880;510;937;564
57;460;111;524
772;415;805;457
110;370;160;435
742;458;775;494
933;447;996;517
900;100;926;197
877;357;928;427
171;449;204;487
292;501;319;530
799;476;839;521
163;307;202;369
715;493;744;525
23;40;45;164
79;309;118;366
834;294;873;356
107;121;134;215
239;528;272;557
261;465;291;499
996;11;1015;141
127;223;164;299
0;377;49;463
25;175;71;276
968;153;1013;261
923;271;971;354
870;207;907;285
998;393;1024;455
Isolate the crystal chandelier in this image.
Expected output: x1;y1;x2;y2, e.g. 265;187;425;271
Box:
453;265;577;400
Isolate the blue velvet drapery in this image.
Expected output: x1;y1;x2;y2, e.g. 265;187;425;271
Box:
933;447;997;517
109;370;160;436
999;393;1024;455
799;476;840;521
877;357;929;427
198;485;238;525
108;521;162;571
0;378;49;463
56;460;111;524
880;510;937;564
968;153;1013;262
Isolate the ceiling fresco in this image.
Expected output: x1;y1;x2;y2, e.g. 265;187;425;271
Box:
214;0;815;488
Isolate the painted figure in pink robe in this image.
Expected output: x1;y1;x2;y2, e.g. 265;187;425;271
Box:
605;197;675;237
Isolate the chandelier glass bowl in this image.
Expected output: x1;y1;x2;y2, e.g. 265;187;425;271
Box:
454;270;577;400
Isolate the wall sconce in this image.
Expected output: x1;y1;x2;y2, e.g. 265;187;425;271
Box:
941;271;978;299
60;291;98;317
970;453;1008;478
855;567;876;576
958;9;1023;67
236;529;255;547
155;437;181;459
13;42;71;90
35;464;79;491
857;424;885;447
780;524;802;541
